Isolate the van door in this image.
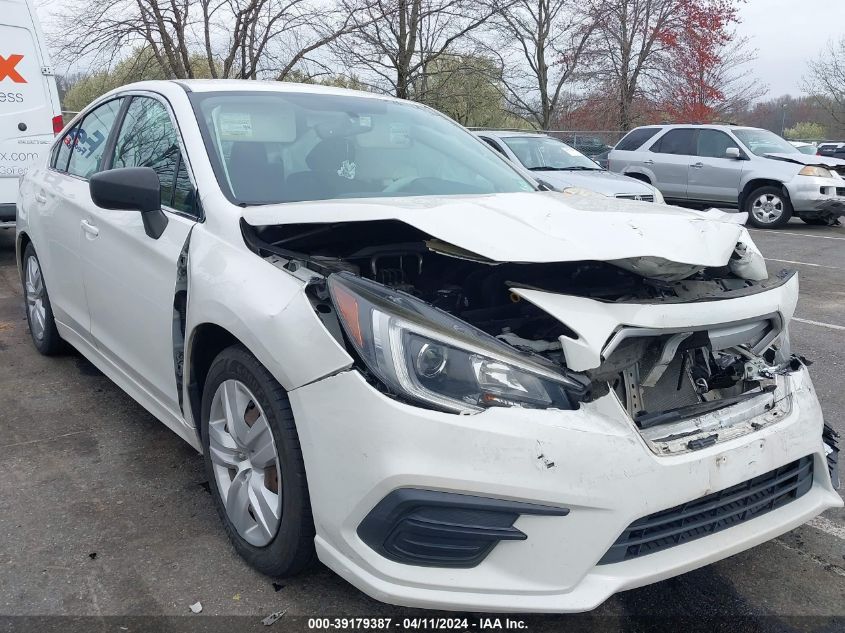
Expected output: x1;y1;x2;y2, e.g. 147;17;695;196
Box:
1;0;62;218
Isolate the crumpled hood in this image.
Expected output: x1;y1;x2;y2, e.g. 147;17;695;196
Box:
533;169;656;197
764;152;845;168
242;191;744;268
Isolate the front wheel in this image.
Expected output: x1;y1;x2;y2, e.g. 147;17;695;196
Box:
744;186;792;229
201;344;315;577
21;244;63;355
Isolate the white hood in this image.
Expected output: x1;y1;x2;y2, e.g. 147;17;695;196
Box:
242;191;744;268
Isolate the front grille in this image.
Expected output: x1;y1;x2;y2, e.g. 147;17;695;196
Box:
836;187;845;197
598;456;813;564
616;194;655;202
832;166;845;178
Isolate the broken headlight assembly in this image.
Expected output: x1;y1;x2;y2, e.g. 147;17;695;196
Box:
327;272;589;413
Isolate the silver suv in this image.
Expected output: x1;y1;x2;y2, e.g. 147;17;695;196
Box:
609;124;845;228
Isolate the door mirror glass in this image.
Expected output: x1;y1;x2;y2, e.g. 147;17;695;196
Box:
89;167;169;239
725;147;741;159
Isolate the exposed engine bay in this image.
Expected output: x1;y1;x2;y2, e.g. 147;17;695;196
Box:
243;219;804;454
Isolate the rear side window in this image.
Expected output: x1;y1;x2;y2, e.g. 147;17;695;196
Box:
66;99;124;179
52;125;78;172
615;127;661;151
112;97;194;214
650;129;696;155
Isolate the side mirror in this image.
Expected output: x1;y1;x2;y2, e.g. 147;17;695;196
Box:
89;167;168;239
725;147;742;159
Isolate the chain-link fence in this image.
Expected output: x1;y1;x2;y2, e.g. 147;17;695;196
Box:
469;128;627;156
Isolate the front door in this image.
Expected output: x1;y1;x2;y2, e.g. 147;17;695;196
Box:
687;129;745;204
80;95;198;413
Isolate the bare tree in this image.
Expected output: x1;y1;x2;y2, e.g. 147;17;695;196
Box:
802;37;845;127
487;0;598;129
53;0;354;82
336;0;502;100
589;0;682;130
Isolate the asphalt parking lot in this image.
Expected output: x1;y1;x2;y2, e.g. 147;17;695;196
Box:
0;218;843;632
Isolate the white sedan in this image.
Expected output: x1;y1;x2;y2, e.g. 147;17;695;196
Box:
16;80;841;613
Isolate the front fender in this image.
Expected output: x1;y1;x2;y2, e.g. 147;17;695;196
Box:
185;226;353;393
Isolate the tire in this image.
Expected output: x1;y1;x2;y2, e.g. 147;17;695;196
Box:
744;186;792;229
21;244;63;355
201;344;315;577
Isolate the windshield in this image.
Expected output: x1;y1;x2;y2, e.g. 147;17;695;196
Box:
189;91;535;205
733;128;799;156
501;136;600;171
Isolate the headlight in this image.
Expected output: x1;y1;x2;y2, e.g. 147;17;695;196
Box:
798;166;832;178
561;186;605;197
328;272;589;413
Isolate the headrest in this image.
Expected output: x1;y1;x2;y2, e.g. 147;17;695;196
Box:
306;138;355;172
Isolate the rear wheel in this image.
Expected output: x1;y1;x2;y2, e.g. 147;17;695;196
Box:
744;186;792;229
201;345;315;577
21;244;63;355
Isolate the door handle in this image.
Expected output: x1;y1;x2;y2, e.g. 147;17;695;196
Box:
34;192;47;204
643;159;654;165
81;219;99;237
691;162;704;168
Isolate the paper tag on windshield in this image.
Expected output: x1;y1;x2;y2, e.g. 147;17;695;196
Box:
219;113;253;138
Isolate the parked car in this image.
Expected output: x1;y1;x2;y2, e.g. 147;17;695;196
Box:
609;124;845;228
816;142;845;160
816;141;845;158
0;0;62;228
17;80;841;613
789;141;818;155
593;148;610;170
476;131;663;202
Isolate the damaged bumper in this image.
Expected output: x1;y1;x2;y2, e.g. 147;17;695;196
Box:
786;174;845;218
289;366;840;613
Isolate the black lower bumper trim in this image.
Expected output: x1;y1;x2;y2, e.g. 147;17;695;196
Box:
357;489;568;568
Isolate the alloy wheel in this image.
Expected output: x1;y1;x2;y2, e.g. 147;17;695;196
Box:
750;193;785;224
208;379;282;547
24;256;46;341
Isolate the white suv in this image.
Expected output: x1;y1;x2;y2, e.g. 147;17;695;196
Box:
609;124;845;228
16;81;841;612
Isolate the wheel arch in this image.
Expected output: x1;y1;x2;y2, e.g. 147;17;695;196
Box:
739;178;789;210
624;171;652;185
185;322;242;438
16;231;32;280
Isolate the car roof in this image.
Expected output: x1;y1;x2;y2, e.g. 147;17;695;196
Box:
112;78;402;103
474;130;549;140
633;123;760;134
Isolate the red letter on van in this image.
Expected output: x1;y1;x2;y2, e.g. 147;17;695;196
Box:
0;54;26;83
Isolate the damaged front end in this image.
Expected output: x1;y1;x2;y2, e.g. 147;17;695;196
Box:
242;217;807;454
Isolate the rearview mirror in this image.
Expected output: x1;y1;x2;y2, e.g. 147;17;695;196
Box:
89;167;168;239
725;147;742;159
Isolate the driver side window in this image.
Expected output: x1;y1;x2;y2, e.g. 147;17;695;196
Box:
112;97;196;216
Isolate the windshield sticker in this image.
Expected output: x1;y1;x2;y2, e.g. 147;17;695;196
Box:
389;123;411;147
337;160;356;180
219;113;253;138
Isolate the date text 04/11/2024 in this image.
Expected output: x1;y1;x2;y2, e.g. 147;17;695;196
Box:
306;618;529;630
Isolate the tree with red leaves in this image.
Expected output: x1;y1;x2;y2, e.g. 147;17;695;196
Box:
657;0;760;122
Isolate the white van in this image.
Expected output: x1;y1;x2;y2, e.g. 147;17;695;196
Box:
1;0;62;227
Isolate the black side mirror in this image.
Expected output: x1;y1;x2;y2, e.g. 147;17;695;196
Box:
89;167;168;239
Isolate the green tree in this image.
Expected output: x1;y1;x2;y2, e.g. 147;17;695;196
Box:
784;121;826;141
416;55;521;128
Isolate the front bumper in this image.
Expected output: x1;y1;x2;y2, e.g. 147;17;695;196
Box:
785;176;845;216
289;366;841;613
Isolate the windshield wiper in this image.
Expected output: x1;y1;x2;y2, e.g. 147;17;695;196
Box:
528;166;600;171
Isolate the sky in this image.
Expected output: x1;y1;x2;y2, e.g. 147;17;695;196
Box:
735;0;845;97
34;0;845;101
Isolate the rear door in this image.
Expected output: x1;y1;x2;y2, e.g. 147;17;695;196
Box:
29;98;125;340
0;0;61;212
687;129;745;204
646;128;697;200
